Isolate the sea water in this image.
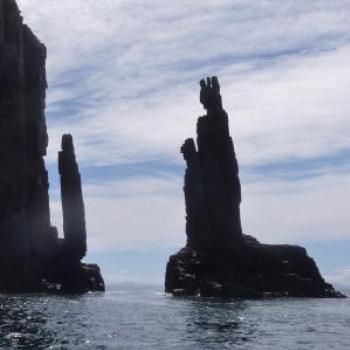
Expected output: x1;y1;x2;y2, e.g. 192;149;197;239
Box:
0;284;349;349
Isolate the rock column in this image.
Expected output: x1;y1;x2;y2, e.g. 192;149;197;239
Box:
181;77;242;250
59;134;87;262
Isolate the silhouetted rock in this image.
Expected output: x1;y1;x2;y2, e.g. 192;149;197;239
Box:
165;77;344;298
59;134;87;262
0;0;104;293
183;77;242;250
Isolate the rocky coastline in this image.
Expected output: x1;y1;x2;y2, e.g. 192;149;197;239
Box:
0;0;104;293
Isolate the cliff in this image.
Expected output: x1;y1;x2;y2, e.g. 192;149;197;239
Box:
0;0;104;293
165;77;344;298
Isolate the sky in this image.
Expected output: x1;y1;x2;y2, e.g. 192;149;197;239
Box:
16;0;350;286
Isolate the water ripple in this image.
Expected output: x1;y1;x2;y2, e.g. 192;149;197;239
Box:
0;287;349;349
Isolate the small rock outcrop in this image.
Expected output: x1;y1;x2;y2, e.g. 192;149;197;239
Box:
165;77;344;298
0;0;104;293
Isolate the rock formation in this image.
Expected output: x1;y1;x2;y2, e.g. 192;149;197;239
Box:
0;0;104;293
59;134;87;263
182;76;242;251
165;77;344;298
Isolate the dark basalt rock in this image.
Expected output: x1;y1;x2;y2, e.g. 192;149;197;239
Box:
165;77;344;298
59;134;87;263
0;0;104;293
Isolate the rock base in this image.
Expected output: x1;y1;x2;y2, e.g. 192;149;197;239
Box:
41;263;105;294
165;235;345;298
0;261;105;294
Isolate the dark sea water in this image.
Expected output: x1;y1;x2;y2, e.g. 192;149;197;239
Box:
0;285;349;350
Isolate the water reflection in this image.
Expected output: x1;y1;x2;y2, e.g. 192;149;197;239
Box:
181;297;257;348
0;294;94;349
1;289;348;349
0;295;54;349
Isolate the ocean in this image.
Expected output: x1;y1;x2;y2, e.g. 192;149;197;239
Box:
0;284;349;349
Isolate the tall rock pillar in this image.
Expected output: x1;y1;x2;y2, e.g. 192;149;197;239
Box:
166;77;343;298
0;0;36;291
59;134;87;262
182;77;242;251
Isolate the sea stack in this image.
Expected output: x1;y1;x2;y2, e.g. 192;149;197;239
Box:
165;77;344;298
182;76;242;251
59;134;87;263
0;0;104;293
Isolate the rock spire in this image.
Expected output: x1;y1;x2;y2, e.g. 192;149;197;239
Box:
165;77;344;298
182;77;242;250
59;134;87;262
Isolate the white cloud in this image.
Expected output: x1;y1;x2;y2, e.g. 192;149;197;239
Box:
50;174;186;251
13;1;350;259
15;0;350;168
326;267;350;287
241;169;350;244
50;167;350;252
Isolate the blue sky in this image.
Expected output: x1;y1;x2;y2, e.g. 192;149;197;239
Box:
17;0;350;286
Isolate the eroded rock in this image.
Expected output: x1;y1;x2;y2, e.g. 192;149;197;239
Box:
165;77;344;298
0;0;104;293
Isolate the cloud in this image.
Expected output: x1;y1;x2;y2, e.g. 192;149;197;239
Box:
49;166;350;252
40;44;350;171
326;267;350;287
241;168;350;244
16;0;350;169
14;1;350;259
50;174;185;251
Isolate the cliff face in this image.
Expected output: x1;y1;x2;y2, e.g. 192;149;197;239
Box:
165;77;344;298
0;0;104;293
0;0;50;292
